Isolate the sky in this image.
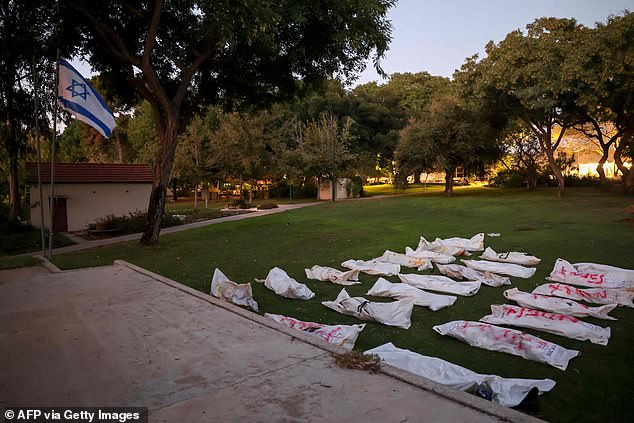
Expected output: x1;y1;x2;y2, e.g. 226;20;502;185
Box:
354;0;633;85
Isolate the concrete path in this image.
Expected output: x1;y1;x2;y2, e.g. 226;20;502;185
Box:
43;202;321;256
0;261;543;423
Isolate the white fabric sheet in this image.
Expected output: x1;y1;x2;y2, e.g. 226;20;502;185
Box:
341;259;401;276
574;262;634;283
404;246;456;264
365;342;556;407
376;250;433;271
322;288;414;329
481;247;541;266
532;283;634;308
257;267;315;300
421;233;485;252
463;259;536;279
305;265;361;285
366;277;456;311
503;288;617;320
436;263;511;287
210;268;259;311
548;258;632;289
265;313;364;350
416;237;468;256
480;304;611;346
398;273;481;296
433;320;580;370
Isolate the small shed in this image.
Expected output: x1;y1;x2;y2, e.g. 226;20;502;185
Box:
27;163;154;232
318;177;355;201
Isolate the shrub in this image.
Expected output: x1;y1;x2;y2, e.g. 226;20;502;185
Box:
0;219;33;235
346;175;364;197
268;180;318;199
490;169;549;188
563;175;600;187
87;211;183;235
257;202;278;210
489;169;527;188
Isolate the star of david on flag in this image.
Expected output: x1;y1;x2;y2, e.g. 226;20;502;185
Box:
57;59;116;138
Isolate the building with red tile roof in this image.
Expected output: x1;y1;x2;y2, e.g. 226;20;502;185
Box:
27;163;154;232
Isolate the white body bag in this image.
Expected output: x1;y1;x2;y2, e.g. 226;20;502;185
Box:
322;288;414;329
367;277;457;311
433;320;579;370
365;342;555;407
480;304;611;346
265;313;364;350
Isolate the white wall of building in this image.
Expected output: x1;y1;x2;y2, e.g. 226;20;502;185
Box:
318;178;353;200
30;183;152;231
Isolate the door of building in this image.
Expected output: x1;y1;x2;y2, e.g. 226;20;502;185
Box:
52;197;68;232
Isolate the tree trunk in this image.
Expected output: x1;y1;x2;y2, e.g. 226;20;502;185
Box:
331;175;336;202
8;153;20;220
172;178;178;201
140;121;179;246
193;175;198;209
114;132;124;163
596;150;609;190
541;136;565;197
613;140;633;194
526;168;538;191
444;169;455;197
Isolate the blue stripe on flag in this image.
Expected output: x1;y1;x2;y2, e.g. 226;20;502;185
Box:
59;59;114;117
58;97;113;138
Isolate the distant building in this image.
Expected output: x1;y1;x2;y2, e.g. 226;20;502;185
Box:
559;147;623;178
318;177;357;200
27;163;153;232
557;127;631;178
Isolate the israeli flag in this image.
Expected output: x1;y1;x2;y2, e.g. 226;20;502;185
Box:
57;59;116;138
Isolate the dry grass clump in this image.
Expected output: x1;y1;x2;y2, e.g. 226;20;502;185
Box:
333;351;381;373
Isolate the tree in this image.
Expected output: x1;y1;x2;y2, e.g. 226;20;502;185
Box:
499;125;547;191
64;0;395;244
396;93;502;197
592;12;634;193
127;101;160;166
466;18;588;197
0;0;60;219
297;113;356;200
348;81;406;168
173;111;218;205
387;72;451;117
207;111;279;201
569;120;619;188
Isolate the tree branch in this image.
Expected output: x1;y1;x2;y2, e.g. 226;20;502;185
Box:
142;0;164;68
72;1;141;66
173;44;215;107
552;125;568;151
155;41;186;71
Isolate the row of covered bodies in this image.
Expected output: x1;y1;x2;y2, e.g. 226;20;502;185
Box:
208;232;634;408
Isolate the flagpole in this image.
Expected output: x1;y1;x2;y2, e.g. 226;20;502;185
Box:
48;49;60;261
33;56;46;257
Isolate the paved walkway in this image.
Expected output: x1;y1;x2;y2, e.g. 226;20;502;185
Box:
0;261;543;423
40;202;321;256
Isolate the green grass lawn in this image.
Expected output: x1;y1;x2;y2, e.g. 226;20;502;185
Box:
0;255;42;270
165;195;316;213
0;228;74;256
363;182;446;196
54;187;634;423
